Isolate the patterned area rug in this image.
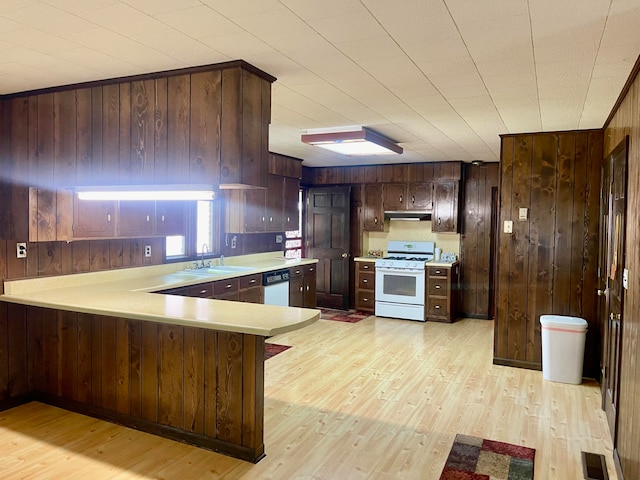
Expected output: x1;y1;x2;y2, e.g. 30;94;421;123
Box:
264;343;291;360
439;434;535;480
320;308;370;323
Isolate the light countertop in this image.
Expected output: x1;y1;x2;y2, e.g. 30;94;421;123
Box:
354;256;458;268
1;252;320;337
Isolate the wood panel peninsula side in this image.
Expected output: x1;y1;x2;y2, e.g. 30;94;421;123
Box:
0;257;320;463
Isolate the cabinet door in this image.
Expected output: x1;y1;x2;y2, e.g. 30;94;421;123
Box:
289;266;304;307
408;183;433;211
382;183;407;210
433;182;459;233
155;201;187;236
303;264;317;308
118;201;155;236
363;184;384;231
283;177;300;231
266;174;284;232
244;189;267;233
73;197;116;237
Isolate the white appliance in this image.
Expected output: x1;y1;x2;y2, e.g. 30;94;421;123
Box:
262;269;290;306
375;241;434;321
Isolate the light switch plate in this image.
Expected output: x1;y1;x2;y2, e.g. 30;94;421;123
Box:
275;234;283;243
518;207;528;221
503;220;513;233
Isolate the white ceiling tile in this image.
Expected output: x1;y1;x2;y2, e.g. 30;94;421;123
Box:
0;0;638;166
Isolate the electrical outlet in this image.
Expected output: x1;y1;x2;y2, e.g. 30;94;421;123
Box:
16;242;27;258
275;234;283;244
503;220;513;234
144;245;152;258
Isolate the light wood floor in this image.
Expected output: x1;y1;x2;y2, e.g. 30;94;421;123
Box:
0;316;617;479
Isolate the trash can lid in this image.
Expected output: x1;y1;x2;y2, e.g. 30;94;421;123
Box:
540;315;588;331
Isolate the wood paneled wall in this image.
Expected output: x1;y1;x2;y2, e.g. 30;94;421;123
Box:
495;131;603;377
460;163;499;318
0;303;265;461
0;62;274;290
604;62;640;480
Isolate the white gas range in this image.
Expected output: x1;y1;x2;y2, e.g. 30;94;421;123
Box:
374;241;435;321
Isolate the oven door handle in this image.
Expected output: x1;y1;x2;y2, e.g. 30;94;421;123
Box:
375;267;424;275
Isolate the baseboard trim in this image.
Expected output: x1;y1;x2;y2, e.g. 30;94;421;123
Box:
492;357;542;371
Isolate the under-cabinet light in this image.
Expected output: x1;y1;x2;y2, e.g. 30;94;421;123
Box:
75;185;216;201
301;126;403;156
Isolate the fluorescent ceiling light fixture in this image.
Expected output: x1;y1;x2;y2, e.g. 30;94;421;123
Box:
301;126;403;156
75;185;216;201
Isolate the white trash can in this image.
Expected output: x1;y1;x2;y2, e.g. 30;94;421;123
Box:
540;315;588;384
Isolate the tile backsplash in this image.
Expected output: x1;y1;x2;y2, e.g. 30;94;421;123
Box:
364;220;460;256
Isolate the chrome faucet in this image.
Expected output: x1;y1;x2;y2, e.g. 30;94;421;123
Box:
200;243;209;268
220;254;224;266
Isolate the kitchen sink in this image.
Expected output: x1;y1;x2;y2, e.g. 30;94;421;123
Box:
178;265;255;276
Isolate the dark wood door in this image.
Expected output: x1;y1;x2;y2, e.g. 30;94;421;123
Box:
600;137;628;445
306;186;351;310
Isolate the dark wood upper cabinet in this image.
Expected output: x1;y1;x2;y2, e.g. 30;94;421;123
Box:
283;176;300;231
382;183;407;210
408;183;433;210
432;182;459;233
363;184;384;231
155;201;187;236
73;198;116;238
118;201;155;236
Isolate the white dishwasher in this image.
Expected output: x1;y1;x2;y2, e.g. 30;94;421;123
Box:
262;269;290;306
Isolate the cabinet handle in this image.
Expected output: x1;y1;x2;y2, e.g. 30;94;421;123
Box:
309;267;314;272
306;285;309;291
161;215;165;222
262;216;265;222
107;214;111;222
146;215;150;222
225;284;232;289
438;218;442;225
399;195;403;204
435;270;441;274
363;279;368;284
299;286;303;292
200;289;207;295
434;305;441;309
295;270;300;274
412;195;415;204
363;264;369;269
287;216;290;222
374;217;378;224
435;285;441;289
250;279;256;284
363;298;369;302
269;216;273;222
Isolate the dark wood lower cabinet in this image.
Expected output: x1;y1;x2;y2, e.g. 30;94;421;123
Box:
289;265;317;308
0;302;266;463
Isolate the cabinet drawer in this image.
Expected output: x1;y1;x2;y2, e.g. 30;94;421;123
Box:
428;278;449;296
358;271;375;290
428;266;449;277
240;273;261;289
289;266;303;279
213;278;239;295
188;283;213;298
358;261;375;272
427;298;449;318
356;290;375;310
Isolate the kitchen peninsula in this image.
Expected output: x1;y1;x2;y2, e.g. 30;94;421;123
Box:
0;255;319;463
